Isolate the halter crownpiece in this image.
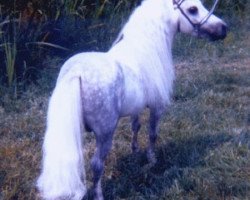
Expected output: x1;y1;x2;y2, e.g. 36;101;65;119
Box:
173;0;220;33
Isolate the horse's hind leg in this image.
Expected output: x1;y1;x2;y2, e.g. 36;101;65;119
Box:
131;116;141;152
147;108;163;164
91;128;116;200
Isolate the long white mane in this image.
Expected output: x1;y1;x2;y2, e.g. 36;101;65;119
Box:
109;0;178;106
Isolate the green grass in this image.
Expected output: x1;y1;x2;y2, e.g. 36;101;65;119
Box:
0;2;250;199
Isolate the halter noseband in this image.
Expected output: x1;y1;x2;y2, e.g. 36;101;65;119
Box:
173;0;219;33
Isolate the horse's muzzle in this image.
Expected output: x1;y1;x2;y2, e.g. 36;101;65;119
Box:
199;22;228;41
208;23;228;41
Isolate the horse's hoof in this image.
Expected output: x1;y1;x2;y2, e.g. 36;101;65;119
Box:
147;149;157;164
132;146;140;153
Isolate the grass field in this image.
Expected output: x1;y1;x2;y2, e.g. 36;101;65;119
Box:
1;12;250;200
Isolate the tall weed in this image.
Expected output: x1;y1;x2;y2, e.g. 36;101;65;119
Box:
4;41;17;87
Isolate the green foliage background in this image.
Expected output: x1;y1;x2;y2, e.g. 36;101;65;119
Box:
0;0;248;88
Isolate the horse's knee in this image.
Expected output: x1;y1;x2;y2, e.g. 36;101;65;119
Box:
91;156;104;183
91;131;114;179
132;117;141;133
131;116;141;152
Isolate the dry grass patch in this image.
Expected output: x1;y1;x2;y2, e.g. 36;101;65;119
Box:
1;34;250;200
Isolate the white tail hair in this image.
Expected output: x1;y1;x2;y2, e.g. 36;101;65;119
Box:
37;74;86;200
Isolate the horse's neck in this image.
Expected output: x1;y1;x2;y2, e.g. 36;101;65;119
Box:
109;0;177;104
110;0;178;64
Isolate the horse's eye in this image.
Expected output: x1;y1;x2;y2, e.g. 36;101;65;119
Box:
188;6;198;15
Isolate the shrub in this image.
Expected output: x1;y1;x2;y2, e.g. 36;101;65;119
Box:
0;0;248;88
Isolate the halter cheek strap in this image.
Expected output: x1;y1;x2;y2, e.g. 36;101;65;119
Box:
174;0;200;33
173;0;219;34
177;20;181;33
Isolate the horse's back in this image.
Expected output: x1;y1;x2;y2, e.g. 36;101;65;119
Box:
58;52;110;82
57;51;123;97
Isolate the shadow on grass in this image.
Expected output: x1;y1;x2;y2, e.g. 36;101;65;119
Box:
101;132;232;199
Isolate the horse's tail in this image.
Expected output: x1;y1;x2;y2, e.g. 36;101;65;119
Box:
37;73;86;200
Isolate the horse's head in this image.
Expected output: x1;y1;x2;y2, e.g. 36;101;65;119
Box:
174;0;227;41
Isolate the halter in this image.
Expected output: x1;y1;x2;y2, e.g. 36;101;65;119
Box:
173;0;219;33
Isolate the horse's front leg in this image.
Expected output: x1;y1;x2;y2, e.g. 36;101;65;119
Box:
131;116;141;152
147;108;164;164
91;129;115;200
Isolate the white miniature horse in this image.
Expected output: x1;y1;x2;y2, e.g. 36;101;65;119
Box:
37;0;227;199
